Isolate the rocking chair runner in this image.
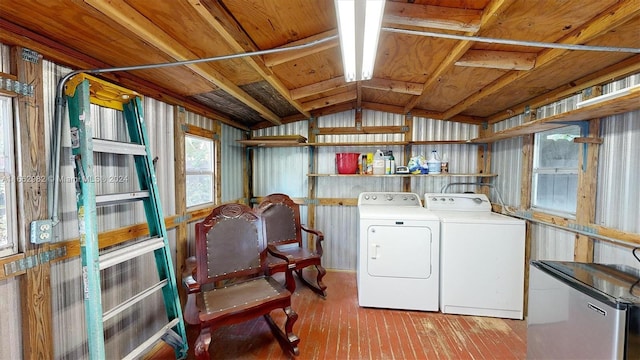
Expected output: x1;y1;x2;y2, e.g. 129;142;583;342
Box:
257;193;327;297
183;203;300;359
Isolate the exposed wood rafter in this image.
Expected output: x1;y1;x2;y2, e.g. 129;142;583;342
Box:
488;54;640;124
0;18;248;130
441;0;640;119
302;91;357;111
404;0;516;114
263;29;339;67
455;50;537;70
362;78;424;95
383;2;482;32
290;76;347;100
84;0;283;125
186;0;311;118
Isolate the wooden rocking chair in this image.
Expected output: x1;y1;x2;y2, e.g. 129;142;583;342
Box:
183;203;300;359
257;193;327;297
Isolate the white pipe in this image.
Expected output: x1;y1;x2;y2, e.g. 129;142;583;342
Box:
48;35;338;225
382;27;640;53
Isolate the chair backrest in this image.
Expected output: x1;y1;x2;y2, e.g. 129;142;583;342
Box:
257;193;303;247
195;203;265;287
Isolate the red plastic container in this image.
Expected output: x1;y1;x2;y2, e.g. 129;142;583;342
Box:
336;153;360;174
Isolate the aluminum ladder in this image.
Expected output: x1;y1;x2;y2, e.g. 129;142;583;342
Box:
64;73;187;359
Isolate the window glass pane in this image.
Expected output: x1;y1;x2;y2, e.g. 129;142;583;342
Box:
0;96;15;254
0;181;7;248
185;136;213;172
533;173;578;214
532;125;580;216
186;175;213;207
185;134;214;208
535;126;581;168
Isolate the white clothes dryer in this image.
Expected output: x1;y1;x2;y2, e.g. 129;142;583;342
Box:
357;192;440;311
424;193;526;319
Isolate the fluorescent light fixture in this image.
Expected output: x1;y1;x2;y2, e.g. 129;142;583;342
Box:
335;0;385;82
576;84;640;108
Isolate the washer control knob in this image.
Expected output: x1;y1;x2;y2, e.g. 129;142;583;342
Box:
440;197;446;201
364;195;370;200
372;195;377;200
386;194;393;201
449;198;454;201
431;197;438;201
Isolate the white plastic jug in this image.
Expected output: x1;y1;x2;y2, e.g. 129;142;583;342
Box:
373;150;385;175
427;150;441;174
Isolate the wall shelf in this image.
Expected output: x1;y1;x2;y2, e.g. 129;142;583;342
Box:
308;173;497;177
470;86;640;143
238;140;478;147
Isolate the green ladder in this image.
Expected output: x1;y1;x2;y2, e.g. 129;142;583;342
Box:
64;73;188;359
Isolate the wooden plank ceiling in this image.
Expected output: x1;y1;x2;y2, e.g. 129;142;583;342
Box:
1;0;638;130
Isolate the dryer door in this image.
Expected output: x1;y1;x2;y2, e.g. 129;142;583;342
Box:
367;225;432;279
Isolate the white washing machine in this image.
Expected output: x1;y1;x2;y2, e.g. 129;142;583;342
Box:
357;192;440;311
424;193;526;319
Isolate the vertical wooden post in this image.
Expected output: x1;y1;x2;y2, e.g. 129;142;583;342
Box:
307;116;318;249
403;113;413;192
520;133;534;317
477;122;492;196
173;106;187;305
574;119;600;262
12;46;53;359
213;120;222;205
242;134;252;205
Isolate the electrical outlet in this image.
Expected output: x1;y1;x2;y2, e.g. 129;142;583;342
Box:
30;219;53;244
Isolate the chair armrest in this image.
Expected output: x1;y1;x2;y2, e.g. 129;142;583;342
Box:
301;225;324;256
267;244;295;267
266;244;297;293
183;274;201;294
301;225;323;240
182;256;200;294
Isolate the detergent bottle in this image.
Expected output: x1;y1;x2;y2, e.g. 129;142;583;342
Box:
373;150;385;175
427;150;441;174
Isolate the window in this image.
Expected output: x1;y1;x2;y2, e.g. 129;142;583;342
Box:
532;125;581;216
0;96;17;256
185;134;215;208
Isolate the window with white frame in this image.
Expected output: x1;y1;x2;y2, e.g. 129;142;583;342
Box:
532;125;581;216
185;134;215;208
0;96;17;257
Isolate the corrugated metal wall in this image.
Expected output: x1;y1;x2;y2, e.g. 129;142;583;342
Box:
491;114;525;207
490;74;640;264
252;120;310;198
220;123;246;202
249;110;484;270
530;223;575;261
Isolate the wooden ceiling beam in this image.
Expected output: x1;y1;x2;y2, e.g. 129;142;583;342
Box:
360;102;486;125
290;76;348;100
290;76;423;101
455;50;536;70
310;102;357;118
187;0;311;118
403;0;516;114
441;0;640;120
383;2;482;32
487;54;640;124
361;78;424;96
263;30;339;67
0;18;247;130
84;0;282;125
302;91;357;111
